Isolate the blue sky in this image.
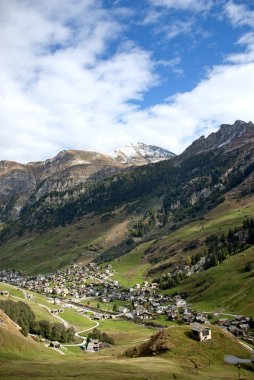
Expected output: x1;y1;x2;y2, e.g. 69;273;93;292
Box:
1;0;254;162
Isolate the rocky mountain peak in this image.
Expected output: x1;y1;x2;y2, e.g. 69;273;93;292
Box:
111;142;176;165
180;120;254;160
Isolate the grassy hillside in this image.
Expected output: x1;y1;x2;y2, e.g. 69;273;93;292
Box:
0;284;63;323
164;325;252;379
171;245;254;316
0;283;25;299
0;209;130;274
144;194;254;274
0;322;252;379
0;310;56;361
110;241;153;287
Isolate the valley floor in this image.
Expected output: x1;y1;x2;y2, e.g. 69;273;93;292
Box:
0;284;254;380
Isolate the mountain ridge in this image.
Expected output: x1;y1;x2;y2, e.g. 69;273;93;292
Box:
0;143;174;221
179;120;254;161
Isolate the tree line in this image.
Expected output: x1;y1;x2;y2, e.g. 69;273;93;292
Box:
0;300;75;342
204;217;254;269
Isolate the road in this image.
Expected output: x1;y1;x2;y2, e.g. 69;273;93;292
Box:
61;316;100;347
10;288;100;354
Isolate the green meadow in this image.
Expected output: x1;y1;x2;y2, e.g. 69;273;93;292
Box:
110;241;152;287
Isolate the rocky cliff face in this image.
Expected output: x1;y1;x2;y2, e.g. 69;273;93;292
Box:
179;120;254;161
0;145;175;221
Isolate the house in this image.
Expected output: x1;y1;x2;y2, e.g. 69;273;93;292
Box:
27;294;35;299
239;324;249;334
86;339;101;352
195;315;208;324
217;318;229;327
0;290;9;296
175;299;186;308
191;323;212;342
118;306;129;314
137;310;153;320
50;341;60;348
167;311;178;321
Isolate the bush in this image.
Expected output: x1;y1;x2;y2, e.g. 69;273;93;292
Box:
244;262;254;272
87;328;114;345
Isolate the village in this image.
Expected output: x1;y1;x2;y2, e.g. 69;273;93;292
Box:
0;264;253;349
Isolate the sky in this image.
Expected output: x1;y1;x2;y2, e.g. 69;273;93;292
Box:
1;0;254;163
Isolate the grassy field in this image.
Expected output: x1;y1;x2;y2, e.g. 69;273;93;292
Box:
110;241;153;287
61;308;97;330
81;298;130;312
25;291;60;310
0;322;253;379
86;319;154;347
0;283;25;299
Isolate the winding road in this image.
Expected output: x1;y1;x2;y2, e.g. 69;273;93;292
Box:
11;288;100;354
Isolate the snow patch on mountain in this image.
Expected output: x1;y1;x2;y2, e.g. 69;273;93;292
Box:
111;143;176;165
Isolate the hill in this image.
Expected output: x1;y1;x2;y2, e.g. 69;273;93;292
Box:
171;244;254;316
0;309;53;360
0;320;252;379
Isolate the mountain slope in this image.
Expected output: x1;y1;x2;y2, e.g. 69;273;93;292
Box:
0;150;126;221
1;120;254;278
0;144;175;222
0;309;52;360
172;244;254;316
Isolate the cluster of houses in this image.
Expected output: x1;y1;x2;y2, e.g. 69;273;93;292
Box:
0;267;253;347
0;267;186;322
0;264;119;299
216;315;253;342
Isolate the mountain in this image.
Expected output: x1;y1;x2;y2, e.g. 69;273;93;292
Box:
179;120;254;160
0;150;123;220
1;120;254;278
111;142;176;165
0;144;174;221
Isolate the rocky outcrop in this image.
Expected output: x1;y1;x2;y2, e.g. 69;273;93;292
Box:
179;120;254;161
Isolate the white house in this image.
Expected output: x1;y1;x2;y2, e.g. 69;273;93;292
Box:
191;323;212;342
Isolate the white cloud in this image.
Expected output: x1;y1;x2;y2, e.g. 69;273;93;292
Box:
149;0;212;12
166;19;195;39
1;0;254;163
0;0;157;162
224;1;254;28
122;59;254;153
